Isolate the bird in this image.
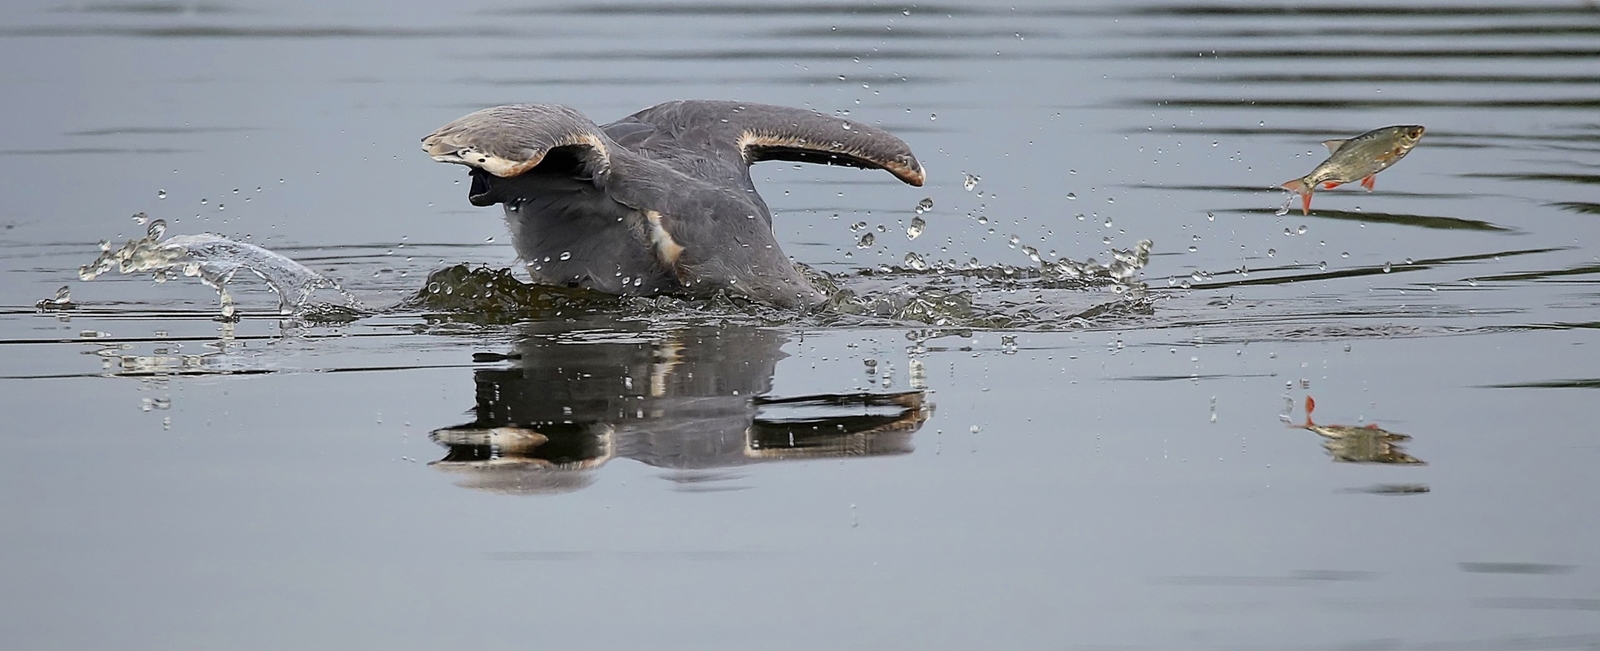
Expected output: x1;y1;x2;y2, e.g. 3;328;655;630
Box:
421;100;925;308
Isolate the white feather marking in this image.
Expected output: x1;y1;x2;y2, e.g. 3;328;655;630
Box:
645;210;685;271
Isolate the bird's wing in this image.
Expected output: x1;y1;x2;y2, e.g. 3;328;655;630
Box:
606;100;924;187
422;104;611;179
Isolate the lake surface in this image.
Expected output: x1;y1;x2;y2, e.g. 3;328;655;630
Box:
3;1;1599;649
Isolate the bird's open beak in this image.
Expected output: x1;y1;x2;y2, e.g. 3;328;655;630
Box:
467;169;497;207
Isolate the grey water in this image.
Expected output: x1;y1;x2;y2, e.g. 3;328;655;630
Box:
3;1;1599;649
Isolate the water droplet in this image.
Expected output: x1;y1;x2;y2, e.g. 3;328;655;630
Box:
857;232;875;248
156;189;167;200
559;251;572;261
962;172;979;191
907;216;925;240
1267;248;1276;257
915;197;933;214
929;113;937;121
1008;235;1020;248
1382;261;1392;273
1297;224;1308;235
1206;212;1215;222
147;219;167;240
903;251;928;271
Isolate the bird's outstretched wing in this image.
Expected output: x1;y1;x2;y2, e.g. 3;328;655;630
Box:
606;100;924;187
422;104;612;179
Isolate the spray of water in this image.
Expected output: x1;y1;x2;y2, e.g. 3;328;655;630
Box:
1275;191;1295;216
78;214;362;320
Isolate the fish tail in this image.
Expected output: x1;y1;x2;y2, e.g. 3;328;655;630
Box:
1281;178;1313;215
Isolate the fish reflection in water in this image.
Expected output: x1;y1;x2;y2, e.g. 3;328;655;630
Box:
429;323;930;495
1299;396;1424;465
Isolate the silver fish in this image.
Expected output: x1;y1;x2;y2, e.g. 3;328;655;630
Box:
1281;125;1425;215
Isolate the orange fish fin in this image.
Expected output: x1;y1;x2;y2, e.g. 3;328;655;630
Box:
1301;192;1312;215
1361;175;1375;191
1322;181;1341;190
1304;396;1317;426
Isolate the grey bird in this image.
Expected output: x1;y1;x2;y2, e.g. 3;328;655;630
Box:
421;100;925;308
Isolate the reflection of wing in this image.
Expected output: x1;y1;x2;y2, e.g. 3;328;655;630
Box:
747;391;928;460
426;323;932;493
605;100;925;187
429;423;616;496
429;462;601;496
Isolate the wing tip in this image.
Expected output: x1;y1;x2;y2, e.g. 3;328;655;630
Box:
889;161;926;187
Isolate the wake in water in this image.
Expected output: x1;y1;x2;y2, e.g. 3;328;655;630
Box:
78;214;364;320
79;213;1155;329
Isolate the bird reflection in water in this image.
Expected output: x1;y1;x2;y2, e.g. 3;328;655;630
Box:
1299;396;1424;465
429;323;930;495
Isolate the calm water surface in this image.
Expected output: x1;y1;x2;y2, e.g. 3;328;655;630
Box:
3;1;1599;649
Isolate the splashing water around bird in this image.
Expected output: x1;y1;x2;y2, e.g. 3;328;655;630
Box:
78;214;363;320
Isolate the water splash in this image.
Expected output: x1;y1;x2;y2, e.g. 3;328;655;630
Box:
79;214;361;320
823;239;1157;327
1275;191;1295;216
404;264;619;320
903;252;928;271
35;285;74;310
